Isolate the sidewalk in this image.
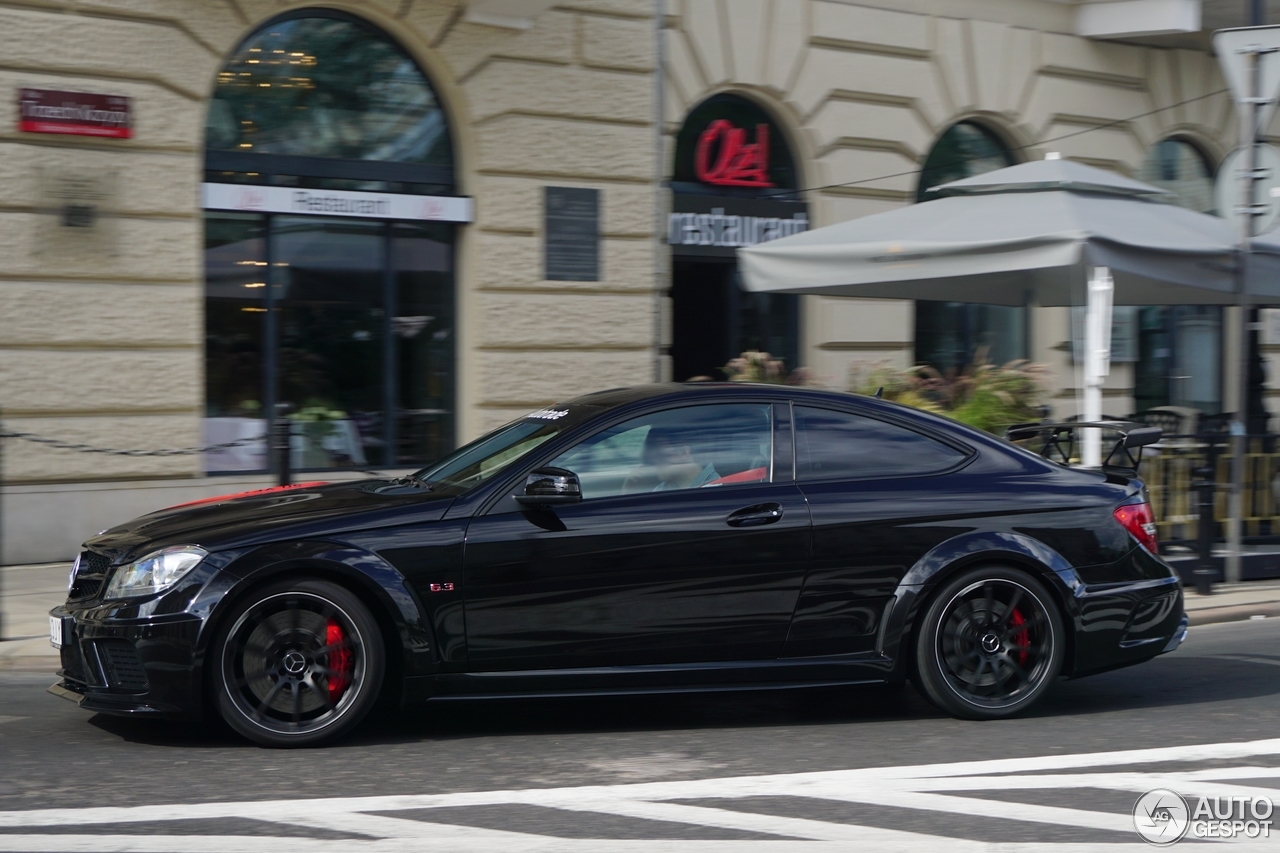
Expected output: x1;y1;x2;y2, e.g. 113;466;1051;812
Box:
1183;579;1280;625
0;562;68;673
2;564;1279;674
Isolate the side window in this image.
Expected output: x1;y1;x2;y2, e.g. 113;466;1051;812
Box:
548;404;773;499
794;406;966;481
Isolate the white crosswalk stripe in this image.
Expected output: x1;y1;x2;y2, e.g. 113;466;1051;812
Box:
2;738;1280;851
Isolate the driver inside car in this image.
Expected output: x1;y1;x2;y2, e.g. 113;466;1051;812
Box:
636;426;720;491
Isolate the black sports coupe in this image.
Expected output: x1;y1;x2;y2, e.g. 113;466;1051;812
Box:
49;383;1186;746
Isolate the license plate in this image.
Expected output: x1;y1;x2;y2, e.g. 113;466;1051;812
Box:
49;616;63;649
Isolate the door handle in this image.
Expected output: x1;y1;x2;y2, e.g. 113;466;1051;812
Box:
726;502;784;527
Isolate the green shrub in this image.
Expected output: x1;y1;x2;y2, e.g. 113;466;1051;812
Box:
849;358;1048;434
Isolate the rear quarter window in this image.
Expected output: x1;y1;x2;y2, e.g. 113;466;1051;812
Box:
794;405;968;481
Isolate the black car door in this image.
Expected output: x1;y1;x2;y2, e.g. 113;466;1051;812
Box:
462;402;811;670
782;404;973;658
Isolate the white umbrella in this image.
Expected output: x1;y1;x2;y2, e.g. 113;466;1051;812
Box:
739;158;1280;468
741;158;1280;306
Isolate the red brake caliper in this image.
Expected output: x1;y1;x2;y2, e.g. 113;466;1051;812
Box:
326;619;352;702
1009;609;1030;666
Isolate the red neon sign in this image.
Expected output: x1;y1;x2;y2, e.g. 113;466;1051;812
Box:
694;120;773;187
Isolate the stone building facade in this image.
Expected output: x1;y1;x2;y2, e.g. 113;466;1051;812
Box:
664;0;1245;420
0;0;1266;562
1;0;662;561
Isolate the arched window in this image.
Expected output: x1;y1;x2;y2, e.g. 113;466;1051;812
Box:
915;121;1017;203
203;12;459;475
206;12;452;176
1137;138;1215;214
914;122;1024;372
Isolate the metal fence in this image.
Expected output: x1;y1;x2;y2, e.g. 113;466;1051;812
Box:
1143;435;1280;546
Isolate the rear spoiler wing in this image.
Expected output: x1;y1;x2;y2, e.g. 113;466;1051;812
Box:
1004;421;1162;475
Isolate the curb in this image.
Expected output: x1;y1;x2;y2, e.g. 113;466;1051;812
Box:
1187;601;1280;626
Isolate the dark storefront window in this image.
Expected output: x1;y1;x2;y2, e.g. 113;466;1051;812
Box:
915;302;1027;374
1133;306;1223;415
669;94;804;381
670;261;799;381
204;214;270;472
203;214;456;472
914;122;1025;371
203;11;457;473
393;222;455;465
1132;140;1234;419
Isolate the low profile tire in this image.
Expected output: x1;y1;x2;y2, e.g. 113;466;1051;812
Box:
213;579;384;747
914;566;1064;720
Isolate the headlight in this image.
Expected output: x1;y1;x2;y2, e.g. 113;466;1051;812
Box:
104;546;208;600
67;553;81;592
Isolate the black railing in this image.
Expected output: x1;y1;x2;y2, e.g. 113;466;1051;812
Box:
1141;434;1280;547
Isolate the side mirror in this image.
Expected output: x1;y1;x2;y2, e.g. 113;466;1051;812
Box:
514;467;582;507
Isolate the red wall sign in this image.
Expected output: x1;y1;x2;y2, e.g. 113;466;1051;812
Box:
694;120;773;187
17;89;132;139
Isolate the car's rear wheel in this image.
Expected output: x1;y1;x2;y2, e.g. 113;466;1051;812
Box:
914;566;1063;720
213;579;384;747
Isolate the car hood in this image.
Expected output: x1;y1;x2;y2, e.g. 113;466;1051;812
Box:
84;479;454;563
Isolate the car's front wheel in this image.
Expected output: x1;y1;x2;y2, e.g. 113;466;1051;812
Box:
213;579;384;747
914;566;1064;719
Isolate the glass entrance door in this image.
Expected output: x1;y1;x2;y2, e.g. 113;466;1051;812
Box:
204;213;457;473
273;217;385;469
393;222;454;465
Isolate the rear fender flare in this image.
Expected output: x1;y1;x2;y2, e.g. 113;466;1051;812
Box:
880;531;1083;678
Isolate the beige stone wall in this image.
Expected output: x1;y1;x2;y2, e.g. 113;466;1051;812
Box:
665;0;1236;416
0;0;662;495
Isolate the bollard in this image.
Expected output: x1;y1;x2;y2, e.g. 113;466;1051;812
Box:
1192;448;1217;595
272;404;293;487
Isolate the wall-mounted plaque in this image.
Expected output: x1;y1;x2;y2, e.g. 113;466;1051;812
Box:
545;187;599;282
37;168;119;265
18;89;132;139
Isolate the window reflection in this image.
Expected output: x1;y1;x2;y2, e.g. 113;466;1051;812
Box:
550;405;773;499
915;121;1017;202
274;217;385;469
203;215;457;473
393;223;454;465
1138;138;1215;214
206;13;452;167
1133;140;1221;414
795;406;966;481
204;213;269;472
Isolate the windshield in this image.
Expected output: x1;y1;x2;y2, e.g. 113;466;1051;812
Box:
414;408;593;494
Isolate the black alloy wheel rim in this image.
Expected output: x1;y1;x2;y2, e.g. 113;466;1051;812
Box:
222;592;366;736
935;579;1055;709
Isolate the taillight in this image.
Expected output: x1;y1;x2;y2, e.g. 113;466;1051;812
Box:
1114;502;1159;555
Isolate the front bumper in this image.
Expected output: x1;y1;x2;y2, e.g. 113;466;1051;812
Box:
48;604;206;718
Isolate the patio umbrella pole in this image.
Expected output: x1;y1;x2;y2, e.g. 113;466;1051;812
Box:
1226;42;1269;585
1083;266;1113;469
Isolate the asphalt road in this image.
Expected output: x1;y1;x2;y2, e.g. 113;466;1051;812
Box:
1;618;1279;850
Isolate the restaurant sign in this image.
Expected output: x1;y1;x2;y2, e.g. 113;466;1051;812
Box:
201;183;475;223
674;93;797;192
669;194;808;258
18;89;132;138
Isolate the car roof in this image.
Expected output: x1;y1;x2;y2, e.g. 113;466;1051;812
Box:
562;382;911;419
557;383;1040;463
562;382;825;409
